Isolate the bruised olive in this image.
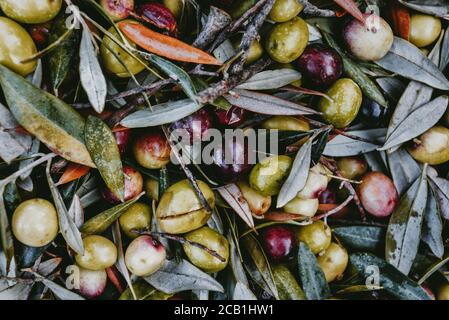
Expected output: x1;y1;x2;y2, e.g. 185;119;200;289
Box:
336;156;368;180
249;155;292;196
236;181;271;216
133;131;171;169
296;221;331;254
343;15;393;61
170;108;213;143
125;235;166;276
101;0;134;21
408;126;449;165
437;283;449;300
78;267;107;299
297;164;332;199
145;178;159;201
265;17;309;63
269;0;303;23
102;166;143;204
156;179;215;234
283;197;318;218
100;25;146;78
359;98;388;128
410;14;442;48
0;17;37;76
318;78;362;129
75;235;118;271
317;242;348;282
119;203;152;238
357;172;398;218
215;106;248;128
296;44;343;87
262;116;310;132
261;225;297;262
0;0;62;24
12;198;58;247
232;37;263;65
183;227;229;273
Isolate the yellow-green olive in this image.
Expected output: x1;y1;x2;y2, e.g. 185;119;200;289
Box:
119;203;152;238
12;198;58;247
100;25;146;78
75;235;118;271
297;164;331;199
318;78;362;128
249;155;293;196
0;0;62;24
437;283;449;300
265;17;309;63
0;17;37;76
336;156;368;180
317;242;348;282
183;226;229;273
408;126;449;165
145;178;159;201
269;0;303;23
232;36;263;65
231;0;257;19
163;0;184;18
283;197;318;218
156;179;215;234
410;14;442;48
125;235;166;276
296;220;331;254
236;181;272;216
262;116;310;131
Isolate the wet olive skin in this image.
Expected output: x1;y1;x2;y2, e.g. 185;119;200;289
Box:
318;78;362;129
265;17;309;64
410;14;442;48
156;179;215;234
0;17;37;76
317;242;348;282
269;0;303;23
0;0;62;24
119;202;152;238
133;132;171;169
408;126;449;165
296;221;331;254
75;235;118;271
183;227;229;273
12;198;59;247
261;225;297;262
249;155;293;196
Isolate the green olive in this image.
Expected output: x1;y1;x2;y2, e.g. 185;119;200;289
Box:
297;164;331;199
262;116;310;131
318;78;362;128
296;220;331;254
183;226;229;273
0;17;37;76
249;155;292;196
410;14;442;48
265;17;309;63
0;0;62;24
269;0;303;23
283;197;318;218
437;283;449;300
145;178;159;201
163;0;184;18
408;126;449;165
231;0;257;19
75;235;118;271
156;179;215;234
336;156;368;180
100;24;146;78
119;202;152;238
317;242;348;282
232;36;263;65
236;181;272;216
12;198;58;247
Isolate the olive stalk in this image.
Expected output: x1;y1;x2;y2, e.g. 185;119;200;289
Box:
192;6;232;50
297;0;336;17
313;195;354;221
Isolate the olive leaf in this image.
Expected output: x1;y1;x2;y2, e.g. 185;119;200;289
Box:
428;175;449;220
277;136;313;208
85;116;124;201
387;148;421;196
421;186;444;259
232;281;257;300
297;242;331;300
398;0;449;19
0;64;94;167
144;259;224;294
224;89;319;116
350;253;432;300
80;192;144;235
36;276;84;300
236;69;302;90
68;194;84;229
322;129;386;157
272;265;306;300
333;226;385;252
228;233;249;287
121;99;202;128
376;77;406;102
217;184;255;229
119;281;172;300
37;258;62;277
0;282;33;300
440;29;449;70
375;37;449;90
79;26;107;114
386;166;428;275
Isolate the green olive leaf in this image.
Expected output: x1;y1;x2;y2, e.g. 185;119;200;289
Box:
387;148;421;196
428;175;449;220
217;184;254;229
80;192;144;235
297;242;331;300
386;166;428;275
323;129;386;157
333;226;385;253
421;186;444;259
119;281;172;300
350;253;432;300
85;116;124;201
236;69;302;90
0;64;94;167
272;265;306;300
232;281;257;300
0;282;33;300
39;277;84;300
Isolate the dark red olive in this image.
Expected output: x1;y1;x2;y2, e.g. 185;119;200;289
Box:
261;225;296;262
296;43;343;87
359;98;389;128
212;137;252;182
214;106;248;128
319;186;349;219
137;2;178;34
102;166;143;204
170;108;213;143
133;131;171;169
357;172;398;218
113;127;132;155
29;22;51;47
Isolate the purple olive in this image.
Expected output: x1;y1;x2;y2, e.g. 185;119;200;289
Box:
261;225;296;262
296;43;343;87
212;137;252;182
170;108;213;143
359;98;389;128
102;166;143;204
214;106;248;128
114;127;132;155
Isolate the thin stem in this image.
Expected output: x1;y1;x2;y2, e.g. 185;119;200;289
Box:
313;195;354;221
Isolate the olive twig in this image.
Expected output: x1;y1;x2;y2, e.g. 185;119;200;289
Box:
313;195;354;221
297;0;336;17
193;6;232;50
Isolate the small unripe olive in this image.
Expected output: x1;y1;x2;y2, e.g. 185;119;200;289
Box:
125;235;166;276
317;242;348;282
78;267;107;299
249;155;293;196
336;156;368;180
262;116;310;132
408;126;449;165
75;235;118;271
410;14;442;48
145;178;159;201
183;227;229;273
283;197;318;218
163;0;184;18
0;0;62;24
269;0;303;23
236;181;272;216
437;283;449;300
296;221;331;254
297;164;331;199
232;37;263;65
119;203;152;238
12;199;58;247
